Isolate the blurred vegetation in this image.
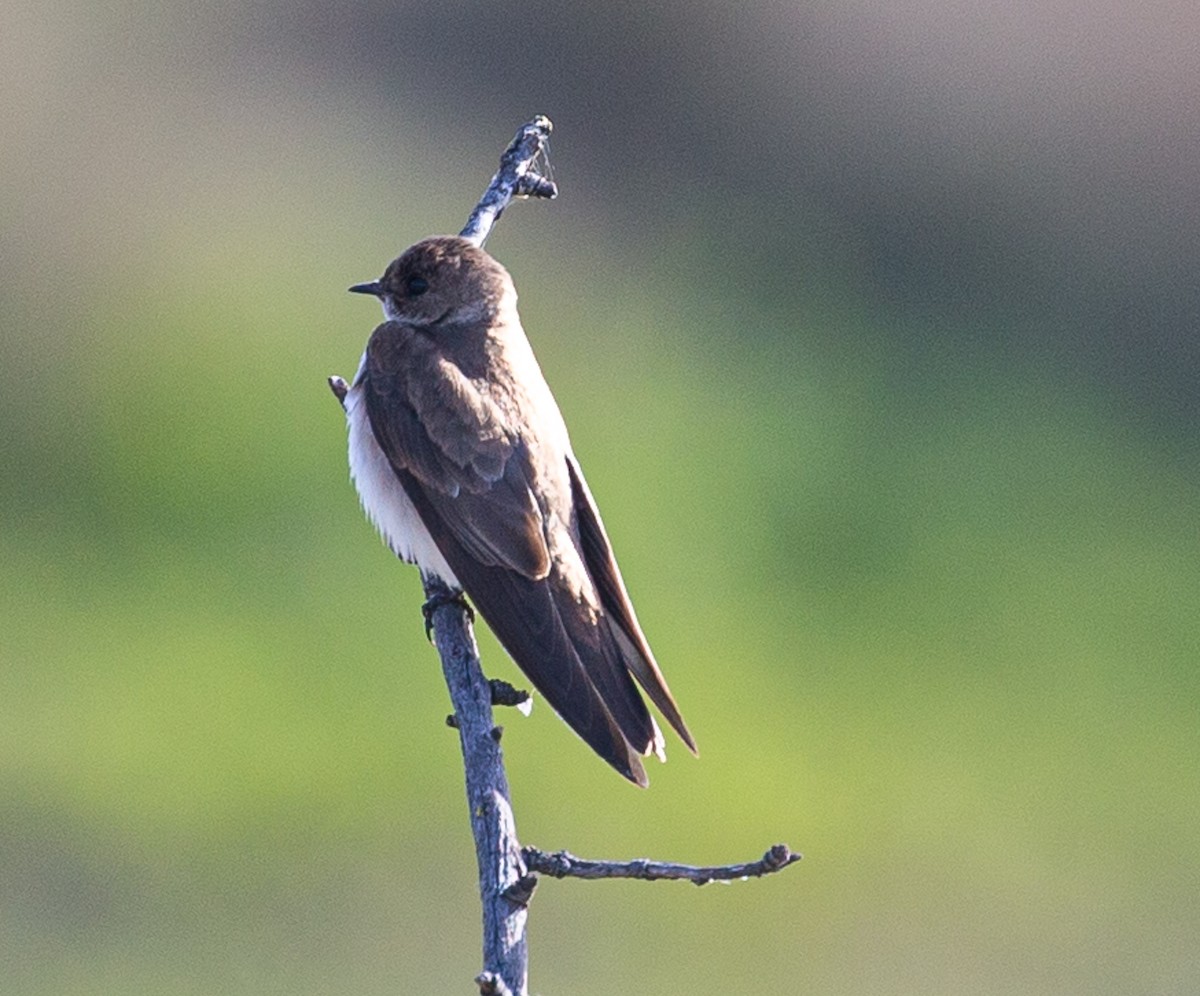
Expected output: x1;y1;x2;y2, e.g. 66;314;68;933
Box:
2;2;1198;993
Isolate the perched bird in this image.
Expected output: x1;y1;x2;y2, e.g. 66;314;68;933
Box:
342;235;695;785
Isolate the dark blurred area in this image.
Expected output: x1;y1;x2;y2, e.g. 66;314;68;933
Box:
3;2;1197;993
308;0;1200;431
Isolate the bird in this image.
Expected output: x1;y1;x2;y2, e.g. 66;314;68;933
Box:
341;234;696;785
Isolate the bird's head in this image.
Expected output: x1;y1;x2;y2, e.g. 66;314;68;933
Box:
349;236;514;327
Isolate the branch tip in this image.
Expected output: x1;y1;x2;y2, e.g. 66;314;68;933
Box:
460;115;556;247
328;375;349;407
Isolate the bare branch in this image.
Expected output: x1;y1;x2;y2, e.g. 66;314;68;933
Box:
522;844;802;886
459;116;557;247
425;577;529;995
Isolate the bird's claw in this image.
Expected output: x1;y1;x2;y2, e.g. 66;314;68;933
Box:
421;588;474;641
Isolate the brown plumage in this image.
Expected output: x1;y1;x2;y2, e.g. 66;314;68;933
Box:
345;236;695;785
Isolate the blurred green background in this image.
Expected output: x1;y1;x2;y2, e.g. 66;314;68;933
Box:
3;1;1198;993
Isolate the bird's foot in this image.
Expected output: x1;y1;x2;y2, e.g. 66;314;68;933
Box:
421;586;474;641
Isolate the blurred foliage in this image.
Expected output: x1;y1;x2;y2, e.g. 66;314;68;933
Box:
2;1;1198;993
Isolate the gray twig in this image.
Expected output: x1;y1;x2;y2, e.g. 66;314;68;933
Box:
523;844;802;886
425;577;529;995
459;116;557;247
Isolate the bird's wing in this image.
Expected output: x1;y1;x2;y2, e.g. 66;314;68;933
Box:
565;454;697;754
363;323;549;579
392;460;653;786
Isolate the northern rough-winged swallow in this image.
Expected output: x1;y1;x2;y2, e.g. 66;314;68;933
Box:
343;235;695;785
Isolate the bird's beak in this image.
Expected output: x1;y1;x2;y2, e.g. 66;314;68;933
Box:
348;280;383;296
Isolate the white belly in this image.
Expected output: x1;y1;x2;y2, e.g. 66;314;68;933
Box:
345;358;460;587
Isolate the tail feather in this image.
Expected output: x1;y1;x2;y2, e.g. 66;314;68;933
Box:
549;581;665;761
452;561;650;786
567;456;698;754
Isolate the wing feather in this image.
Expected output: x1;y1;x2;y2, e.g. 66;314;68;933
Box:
363;322;549;579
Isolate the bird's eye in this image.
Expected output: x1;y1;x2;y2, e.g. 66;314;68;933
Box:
406;276;429;296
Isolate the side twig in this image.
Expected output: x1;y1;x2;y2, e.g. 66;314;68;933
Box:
522;844;802;887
